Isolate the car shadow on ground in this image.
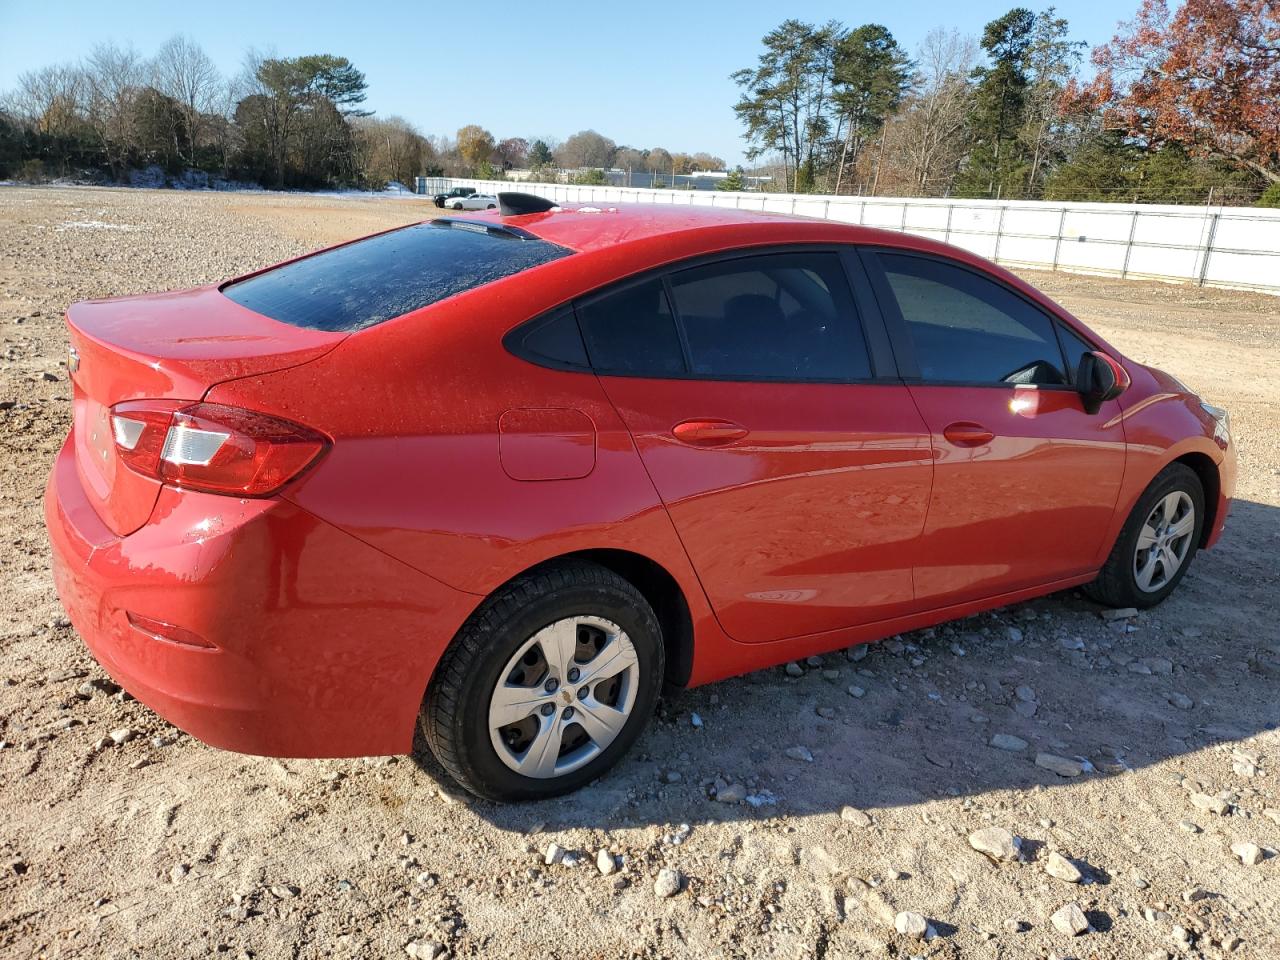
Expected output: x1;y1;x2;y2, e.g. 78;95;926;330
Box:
409;498;1279;831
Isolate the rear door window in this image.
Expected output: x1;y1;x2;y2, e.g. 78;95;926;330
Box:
223;222;570;332
877;253;1069;385
668;252;871;381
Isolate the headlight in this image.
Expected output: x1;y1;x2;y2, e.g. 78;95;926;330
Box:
1201;401;1230;443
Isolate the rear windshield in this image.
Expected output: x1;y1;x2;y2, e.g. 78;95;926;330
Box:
222;221;571;332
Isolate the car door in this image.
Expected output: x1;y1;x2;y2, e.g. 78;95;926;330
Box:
862;249;1127;607
578;248;934;645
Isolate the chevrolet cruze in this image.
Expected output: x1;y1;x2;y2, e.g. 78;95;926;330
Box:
46;193;1235;800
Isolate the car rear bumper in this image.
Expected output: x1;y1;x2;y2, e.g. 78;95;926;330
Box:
45;433;478;758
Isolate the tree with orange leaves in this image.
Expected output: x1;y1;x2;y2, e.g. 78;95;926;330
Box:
1087;0;1279;184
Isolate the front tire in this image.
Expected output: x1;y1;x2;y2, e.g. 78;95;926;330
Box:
422;561;664;801
1085;463;1204;609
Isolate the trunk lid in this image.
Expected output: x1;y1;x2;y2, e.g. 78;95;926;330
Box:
66;285;344;536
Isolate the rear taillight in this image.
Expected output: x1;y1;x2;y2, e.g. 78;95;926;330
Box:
109;401;329;496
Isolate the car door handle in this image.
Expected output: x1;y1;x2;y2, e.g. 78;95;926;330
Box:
943;421;994;446
672;419;749;446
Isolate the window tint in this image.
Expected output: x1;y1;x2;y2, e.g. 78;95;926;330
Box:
223;222;570;332
669;253;871;380
879;254;1068;385
510;308;588;368
577;278;685;377
1055;321;1094;386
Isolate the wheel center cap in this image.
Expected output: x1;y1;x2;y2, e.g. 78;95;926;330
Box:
561;690;573;704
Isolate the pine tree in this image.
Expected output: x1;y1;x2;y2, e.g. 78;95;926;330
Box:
955;8;1036;198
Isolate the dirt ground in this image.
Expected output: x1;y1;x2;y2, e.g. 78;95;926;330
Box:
1;186;1277;960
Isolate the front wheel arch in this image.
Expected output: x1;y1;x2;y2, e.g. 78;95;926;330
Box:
1086;461;1205;608
1172;451;1221;547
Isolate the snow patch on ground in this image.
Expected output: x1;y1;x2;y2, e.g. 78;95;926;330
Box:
56;220;140;232
3;170;425;200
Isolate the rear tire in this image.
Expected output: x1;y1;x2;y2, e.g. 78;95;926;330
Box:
1085;463;1204;609
422;561;664;801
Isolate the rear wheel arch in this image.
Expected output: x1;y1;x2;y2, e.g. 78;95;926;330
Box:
564;549;695;689
443;549;695;691
422;557;665;800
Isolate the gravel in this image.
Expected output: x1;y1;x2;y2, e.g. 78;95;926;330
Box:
3;186;1278;960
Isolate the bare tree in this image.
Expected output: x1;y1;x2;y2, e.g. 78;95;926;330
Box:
8;63;85;131
555;129;616;170
877;29;976;196
353;115;432;187
152;34;221;164
210;73;246;172
3;63;87;175
83;42;145;179
614;147;646;180
647;147;673;177
1018;9;1085;198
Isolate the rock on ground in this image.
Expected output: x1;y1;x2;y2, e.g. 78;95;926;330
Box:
1045;851;1083;883
840;806;872;827
653;868;683;898
969;827;1020;862
991;733;1029;751
894;911;930;939
1036;753;1084;777
1050;902;1090;936
1231;842;1263;866
596;849;617;875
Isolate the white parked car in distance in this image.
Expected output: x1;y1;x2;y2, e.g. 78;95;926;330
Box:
446;193;498;210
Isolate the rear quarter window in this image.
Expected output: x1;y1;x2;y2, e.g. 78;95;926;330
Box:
222;221;571;332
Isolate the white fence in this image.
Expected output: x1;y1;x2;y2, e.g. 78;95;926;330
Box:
421;177;1280;296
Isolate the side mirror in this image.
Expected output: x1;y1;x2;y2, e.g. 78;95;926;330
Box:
1076;351;1130;414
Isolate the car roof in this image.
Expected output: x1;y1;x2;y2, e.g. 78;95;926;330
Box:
447;202;918;256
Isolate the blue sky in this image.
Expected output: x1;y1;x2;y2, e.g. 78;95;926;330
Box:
0;0;1125;164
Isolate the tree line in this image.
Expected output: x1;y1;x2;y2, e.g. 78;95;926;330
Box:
0;39;425;189
732;1;1279;205
0;37;727;192
4;2;1275;206
453;126;726;186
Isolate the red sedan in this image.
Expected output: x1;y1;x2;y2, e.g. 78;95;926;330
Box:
46;193;1235;800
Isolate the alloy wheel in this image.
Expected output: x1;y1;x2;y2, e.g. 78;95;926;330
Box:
1133;490;1195;593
